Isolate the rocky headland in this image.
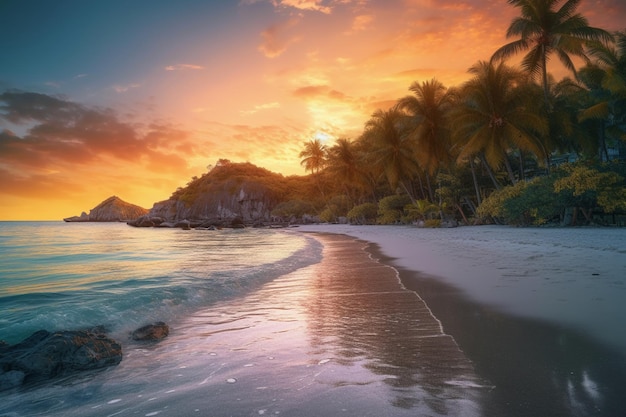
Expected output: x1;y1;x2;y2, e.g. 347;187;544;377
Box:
64;196;148;222
128;160;312;229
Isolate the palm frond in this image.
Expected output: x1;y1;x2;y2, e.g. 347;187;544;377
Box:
578;102;609;121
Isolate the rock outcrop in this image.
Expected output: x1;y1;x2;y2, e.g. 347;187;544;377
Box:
128;160;289;228
0;329;122;391
0;322;171;391
131;322;170;341
64;196;148;222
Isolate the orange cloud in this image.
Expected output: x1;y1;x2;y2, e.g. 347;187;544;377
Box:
272;0;332;14
258;17;302;58
292;85;348;101
347;14;373;33
164;64;205;71
0;91;199;213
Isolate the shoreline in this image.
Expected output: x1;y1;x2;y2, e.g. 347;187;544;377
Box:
362;240;626;417
1;232;486;417
298;226;626;416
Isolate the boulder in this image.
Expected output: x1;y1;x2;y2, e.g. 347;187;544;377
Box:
131;322;170;342
0;329;122;391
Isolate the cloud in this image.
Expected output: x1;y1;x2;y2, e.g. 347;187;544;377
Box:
0;90;196;198
258;17;302;58
112;83;141;93
346;14;373;33
164;64;205;71
240;102;281;115
194;120;303;173
293;84;349;101
271;0;332;14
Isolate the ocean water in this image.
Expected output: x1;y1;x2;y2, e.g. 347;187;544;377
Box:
0;222;319;346
0;222;489;417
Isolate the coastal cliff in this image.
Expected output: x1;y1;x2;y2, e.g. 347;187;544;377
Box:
129;160;294;228
64;196;148;222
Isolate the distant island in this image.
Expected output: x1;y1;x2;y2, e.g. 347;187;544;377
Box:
64;196;148;222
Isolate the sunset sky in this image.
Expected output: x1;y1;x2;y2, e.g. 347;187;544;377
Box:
1;0;624;220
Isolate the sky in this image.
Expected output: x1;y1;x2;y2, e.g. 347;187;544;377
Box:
1;0;624;220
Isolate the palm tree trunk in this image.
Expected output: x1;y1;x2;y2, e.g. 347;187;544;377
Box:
400;181;417;205
469;157;482;205
479;153;502;190
416;173;427;200
503;151;517;184
599;120;609;162
425;173;434;202
541;47;550;111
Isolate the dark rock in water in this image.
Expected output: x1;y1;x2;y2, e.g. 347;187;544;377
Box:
0;369;25;391
131;322;169;341
0;330;122;391
174;220;191;230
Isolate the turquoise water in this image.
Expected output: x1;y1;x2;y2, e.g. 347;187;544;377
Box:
0;225;488;417
0;222;320;345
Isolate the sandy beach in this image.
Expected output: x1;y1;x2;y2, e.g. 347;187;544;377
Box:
297;225;626;416
3;225;625;417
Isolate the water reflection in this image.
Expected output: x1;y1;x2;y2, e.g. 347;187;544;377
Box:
303;235;487;415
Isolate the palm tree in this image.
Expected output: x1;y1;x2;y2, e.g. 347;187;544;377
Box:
326;138;366;201
299;138;327;174
542;75;591;162
491;0;612;106
360;108;420;203
396;79;456;175
578;31;626;160
452;60;548;186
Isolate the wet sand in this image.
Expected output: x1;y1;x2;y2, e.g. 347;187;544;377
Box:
366;241;626;417
168;232;487;416
296;225;626;417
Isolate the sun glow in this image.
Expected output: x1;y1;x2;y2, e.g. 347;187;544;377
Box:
313;131;333;143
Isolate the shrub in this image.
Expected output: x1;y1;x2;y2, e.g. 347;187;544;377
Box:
423;219;441;228
271;199;314;219
477;178;558;225
347;203;378;224
377;194;412;224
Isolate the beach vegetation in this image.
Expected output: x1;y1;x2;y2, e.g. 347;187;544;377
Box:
491;0;612;107
271;199;314;221
452;60;549;186
423;219;442;228
377;194;412;224
478;162;626;225
163;2;625;228
360;108;421;204
347;203;378;225
404;199;440;223
319;195;351;223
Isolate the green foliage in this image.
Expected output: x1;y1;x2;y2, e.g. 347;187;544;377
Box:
347;203;378;225
424;219;441;228
377;194;412;224
404;199;439;222
271;200;314;219
554;164;626;213
477;177;561;225
478;162;626;225
319;207;336;223
318;195;351;223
